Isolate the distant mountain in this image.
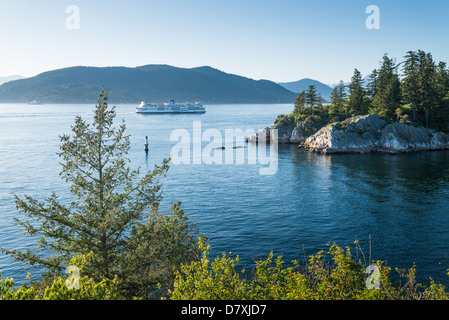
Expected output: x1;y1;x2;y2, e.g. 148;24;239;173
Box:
0;75;25;86
278;78;333;102
0;65;297;104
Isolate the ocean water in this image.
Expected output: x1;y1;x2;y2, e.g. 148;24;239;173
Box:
1;103;449;286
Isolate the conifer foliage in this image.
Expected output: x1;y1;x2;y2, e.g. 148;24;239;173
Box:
1;90;202;298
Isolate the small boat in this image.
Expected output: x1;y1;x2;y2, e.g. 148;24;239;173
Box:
28;100;43;105
136;99;206;114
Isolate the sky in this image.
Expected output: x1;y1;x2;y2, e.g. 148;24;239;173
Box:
0;0;448;85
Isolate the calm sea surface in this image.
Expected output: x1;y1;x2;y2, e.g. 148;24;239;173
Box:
1;103;449;286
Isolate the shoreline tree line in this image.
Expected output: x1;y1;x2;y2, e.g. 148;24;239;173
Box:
295;50;449;133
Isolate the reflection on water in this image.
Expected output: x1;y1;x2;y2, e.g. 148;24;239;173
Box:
288;147;449;285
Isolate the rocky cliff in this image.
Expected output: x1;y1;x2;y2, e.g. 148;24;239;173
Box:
302;114;449;154
245;114;322;144
246;114;449;154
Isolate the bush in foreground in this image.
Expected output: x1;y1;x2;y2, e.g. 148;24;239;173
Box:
2;242;449;300
170;240;449;300
0;253;121;300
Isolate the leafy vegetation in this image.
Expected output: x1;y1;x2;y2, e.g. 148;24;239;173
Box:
170;240;449;300
0;253;122;300
3;241;449;300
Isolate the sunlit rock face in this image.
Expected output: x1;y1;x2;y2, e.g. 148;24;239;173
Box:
302;114;449;154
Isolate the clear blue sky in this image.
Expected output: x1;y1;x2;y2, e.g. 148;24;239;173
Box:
0;0;448;85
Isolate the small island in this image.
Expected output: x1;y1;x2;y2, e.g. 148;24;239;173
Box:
247;50;449;154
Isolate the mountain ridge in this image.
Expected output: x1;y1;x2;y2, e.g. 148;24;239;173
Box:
0;65;298;104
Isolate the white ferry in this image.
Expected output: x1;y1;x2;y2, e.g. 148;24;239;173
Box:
136;100;206;114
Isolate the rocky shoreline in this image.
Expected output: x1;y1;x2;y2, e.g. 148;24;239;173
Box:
246;114;449;155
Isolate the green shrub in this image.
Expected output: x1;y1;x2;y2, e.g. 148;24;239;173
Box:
4;242;449;300
0;253;122;300
170;240;449;300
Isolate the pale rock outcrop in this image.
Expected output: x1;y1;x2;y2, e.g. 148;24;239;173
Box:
245;115;321;144
245;126;271;143
302;114;449;154
290;122;315;143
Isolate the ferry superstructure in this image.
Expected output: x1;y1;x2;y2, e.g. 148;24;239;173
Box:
136;100;206;114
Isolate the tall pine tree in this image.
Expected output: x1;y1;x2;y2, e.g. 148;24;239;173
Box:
330;80;347;115
366;69;378;98
293;90;306;114
431;61;449;130
401;50;421;122
2;90;203;298
417;51;438;128
370;54;401;120
348;69;367;115
305;85;318;115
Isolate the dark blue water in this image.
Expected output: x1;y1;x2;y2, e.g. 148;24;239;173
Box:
1;103;449;287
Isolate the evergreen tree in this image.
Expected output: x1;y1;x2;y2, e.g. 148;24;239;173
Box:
1;90;203;298
431;61;449;131
400;50;449;129
417;51;438;128
401;50;421;122
330;80;347;115
348;69;367;115
121;201;202;298
293;91;306;114
305;85;318;115
366;69;378;98
370;54;401;120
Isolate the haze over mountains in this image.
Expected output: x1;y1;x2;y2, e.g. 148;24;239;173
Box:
277;78;333;102
0;65;333;104
0;75;25;86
